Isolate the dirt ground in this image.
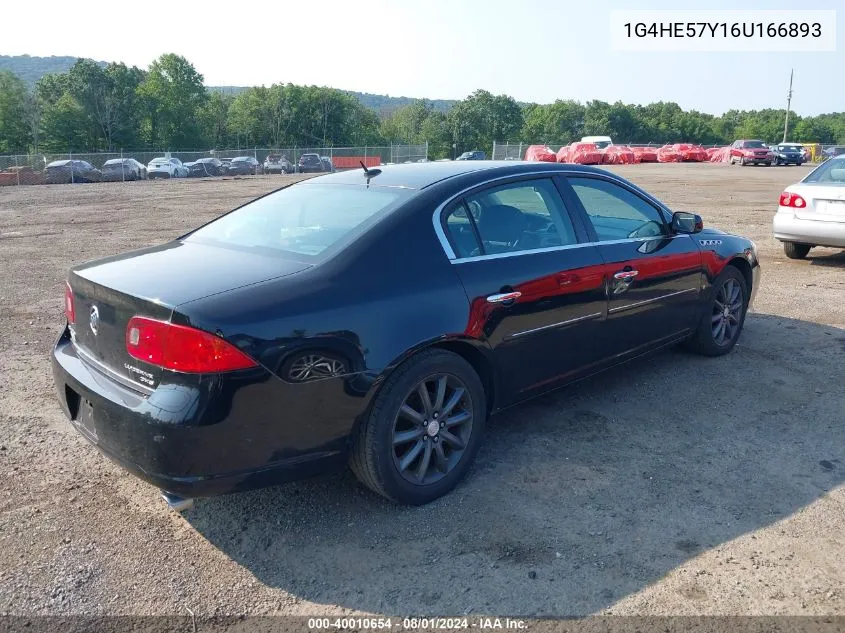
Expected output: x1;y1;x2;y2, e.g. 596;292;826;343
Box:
0;164;844;618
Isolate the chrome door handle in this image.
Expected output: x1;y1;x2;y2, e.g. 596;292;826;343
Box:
486;291;522;304
613;270;639;280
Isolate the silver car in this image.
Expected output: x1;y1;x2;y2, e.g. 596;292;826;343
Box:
773;156;845;259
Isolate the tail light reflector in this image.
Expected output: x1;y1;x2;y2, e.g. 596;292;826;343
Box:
126;316;258;373
779;192;807;208
64;282;75;324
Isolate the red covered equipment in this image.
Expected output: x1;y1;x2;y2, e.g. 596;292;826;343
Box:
560;142;603;165
631;146;658;162
656;145;683;163
673;144;708;162
707;146;731;162
524;145;557;162
602;145;636;164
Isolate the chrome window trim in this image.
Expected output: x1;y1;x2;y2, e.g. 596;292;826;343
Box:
508;312;603;339
73;342;154;396
431;168;675;262
448;235;688;264
607;287;698;315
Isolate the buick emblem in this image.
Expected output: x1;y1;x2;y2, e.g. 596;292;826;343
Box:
89;305;100;336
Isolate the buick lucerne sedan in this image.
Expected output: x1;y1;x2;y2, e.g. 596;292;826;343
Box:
52;162;760;508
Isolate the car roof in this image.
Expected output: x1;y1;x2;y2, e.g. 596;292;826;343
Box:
303;161;607;190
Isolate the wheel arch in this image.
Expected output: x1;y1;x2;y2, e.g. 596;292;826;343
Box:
726;256;753;295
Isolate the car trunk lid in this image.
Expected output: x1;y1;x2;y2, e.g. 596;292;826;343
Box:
68;241;311;389
794;185;845;223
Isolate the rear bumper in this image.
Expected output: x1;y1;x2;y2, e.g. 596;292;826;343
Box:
51;327;358;497
773;211;845;248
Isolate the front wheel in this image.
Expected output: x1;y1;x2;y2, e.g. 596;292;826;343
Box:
683;266;748;357
350;349;486;505
784;242;811;259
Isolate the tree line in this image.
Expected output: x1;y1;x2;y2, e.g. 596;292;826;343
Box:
1;53;844;158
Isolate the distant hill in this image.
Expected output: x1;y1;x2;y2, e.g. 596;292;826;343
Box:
0;54;106;84
0;55;457;114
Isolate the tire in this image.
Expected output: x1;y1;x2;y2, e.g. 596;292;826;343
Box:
739;158;746;166
783;242;811;259
683;266;749;357
350;349;487;505
764;161;771;167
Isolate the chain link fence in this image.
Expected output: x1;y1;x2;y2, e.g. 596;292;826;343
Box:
0;144;428;186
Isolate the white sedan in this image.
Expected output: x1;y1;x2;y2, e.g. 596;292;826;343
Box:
773;157;845;259
147;157;189;179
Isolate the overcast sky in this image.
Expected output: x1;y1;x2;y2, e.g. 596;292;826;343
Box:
2;0;842;115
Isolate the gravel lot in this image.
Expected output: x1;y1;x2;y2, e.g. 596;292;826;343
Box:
1;164;843;617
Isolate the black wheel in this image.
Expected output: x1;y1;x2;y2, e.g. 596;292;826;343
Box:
784;242;811;259
683;266;748;357
350;349;486;504
764;161;771;167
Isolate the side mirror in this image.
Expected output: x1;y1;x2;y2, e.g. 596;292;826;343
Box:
671;211;703;234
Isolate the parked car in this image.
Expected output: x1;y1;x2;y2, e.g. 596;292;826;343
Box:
53;161;759;509
147;157;188;179
45;160;102;184
263;154;293;174
581;136;613;150
227;156;262;176
456;151;486;161
822;146;845;160
320;156;336;173
101;158;147;181
771;143;805;166
187;158;224;177
298;153;324;173
729;140;773;166
773;156;845;259
219;158;233;174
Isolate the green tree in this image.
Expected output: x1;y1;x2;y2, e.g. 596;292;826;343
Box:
40;92;87;152
521;99;585;144
447;89;523;155
137;54;207;148
0;70;30;153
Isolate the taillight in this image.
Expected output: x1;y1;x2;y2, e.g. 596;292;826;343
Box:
64;282;75;324
125;316;258;373
779;192;807;208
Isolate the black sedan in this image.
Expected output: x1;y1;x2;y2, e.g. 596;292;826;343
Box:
771;144;805;166
52;162;760;508
46;160;102;184
226;156;262;175
187;158;224;177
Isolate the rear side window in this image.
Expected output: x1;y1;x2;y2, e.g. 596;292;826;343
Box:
444;178;578;258
567;177;667;241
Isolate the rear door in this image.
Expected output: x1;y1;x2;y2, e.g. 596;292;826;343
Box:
442;176;608;406
561;174;703;357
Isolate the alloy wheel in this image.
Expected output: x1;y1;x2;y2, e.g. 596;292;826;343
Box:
711;278;744;346
391;373;474;485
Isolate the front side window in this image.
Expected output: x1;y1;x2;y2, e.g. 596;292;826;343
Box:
567;177;667;241
186;183;409;258
444;178;577;257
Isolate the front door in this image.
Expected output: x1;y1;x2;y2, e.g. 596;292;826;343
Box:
442;176;608;406
561;175;703;358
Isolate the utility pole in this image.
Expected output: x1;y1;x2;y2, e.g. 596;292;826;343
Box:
782;69;794;143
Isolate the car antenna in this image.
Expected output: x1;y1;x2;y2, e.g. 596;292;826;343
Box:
360;160;382;185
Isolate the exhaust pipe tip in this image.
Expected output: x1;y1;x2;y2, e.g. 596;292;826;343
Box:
161;491;194;512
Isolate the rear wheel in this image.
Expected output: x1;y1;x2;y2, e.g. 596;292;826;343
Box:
683;266;748;357
784;242;811;259
350;349;486;505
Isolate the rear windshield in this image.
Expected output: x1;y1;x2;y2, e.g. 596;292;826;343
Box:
185;183;410;258
741;141;766;148
232;157;249;162
803;157;845;184
592;141;611;149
